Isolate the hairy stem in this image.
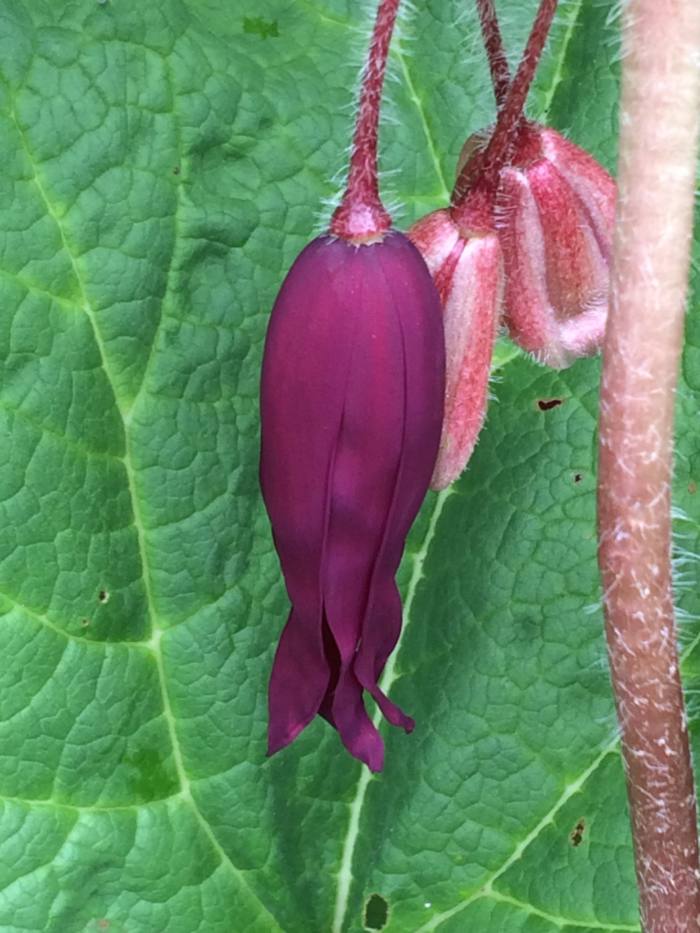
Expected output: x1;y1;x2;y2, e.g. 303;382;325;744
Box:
452;0;557;207
329;0;399;242
476;0;510;107
597;1;700;929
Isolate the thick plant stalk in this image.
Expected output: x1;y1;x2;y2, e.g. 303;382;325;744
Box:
597;0;700;929
330;0;399;241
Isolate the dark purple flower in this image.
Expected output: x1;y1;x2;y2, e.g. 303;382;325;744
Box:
260;232;445;771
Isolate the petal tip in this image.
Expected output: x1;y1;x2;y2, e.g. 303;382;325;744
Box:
267;720;308;758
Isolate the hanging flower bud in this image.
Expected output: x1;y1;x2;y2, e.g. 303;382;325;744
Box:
409;202;502;491
469;0;616;367
406;0;617;492
260;0;445;771
497;122;616;368
260;234;444;772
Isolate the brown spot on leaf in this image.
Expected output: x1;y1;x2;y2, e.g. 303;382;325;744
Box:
688;481;697;495
537;398;564;411
570;817;586;847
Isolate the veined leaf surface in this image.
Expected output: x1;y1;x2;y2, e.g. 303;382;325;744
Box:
0;1;698;931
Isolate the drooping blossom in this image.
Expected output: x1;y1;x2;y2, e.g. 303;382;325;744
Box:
260;0;445;771
260;234;444;771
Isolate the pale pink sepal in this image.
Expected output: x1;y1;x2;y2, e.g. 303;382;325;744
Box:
410;209;503;490
498;154;612;369
540;129;616;256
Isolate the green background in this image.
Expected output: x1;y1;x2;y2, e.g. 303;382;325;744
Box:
0;0;697;930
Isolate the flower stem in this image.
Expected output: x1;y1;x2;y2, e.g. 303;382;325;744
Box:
330;0;399;242
452;0;557;208
476;0;510;108
597;0;700;928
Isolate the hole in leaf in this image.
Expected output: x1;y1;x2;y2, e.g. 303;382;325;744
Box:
98;589;109;604
537;397;563;411
573;473;583;484
569;817;586;847
364;894;389;930
81;619;90;627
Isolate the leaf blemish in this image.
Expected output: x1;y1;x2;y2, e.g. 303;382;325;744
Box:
574;472;583;484
243;17;279;39
537;397;564;411
364;893;389;930
569;817;586;847
98;589;109;604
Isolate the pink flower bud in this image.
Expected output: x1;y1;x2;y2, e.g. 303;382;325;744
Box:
497;123;616;368
410;204;503;490
260;232;444;771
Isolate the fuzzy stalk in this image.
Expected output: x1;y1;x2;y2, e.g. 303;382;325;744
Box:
597;0;700;929
330;0;399;242
476;0;510;107
452;0;557;208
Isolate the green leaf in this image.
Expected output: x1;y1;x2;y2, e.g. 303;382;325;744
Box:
0;1;697;931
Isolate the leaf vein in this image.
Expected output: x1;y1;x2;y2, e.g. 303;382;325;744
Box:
481;888;639;931
332;488;456;933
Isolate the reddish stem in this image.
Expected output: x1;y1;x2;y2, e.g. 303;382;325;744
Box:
597;0;700;929
330;0;399;243
452;0;557;209
476;0;510;107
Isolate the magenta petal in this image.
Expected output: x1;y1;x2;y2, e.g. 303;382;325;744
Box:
328;668;385;772
261;238;357;746
349;237;444;730
267;609;331;755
